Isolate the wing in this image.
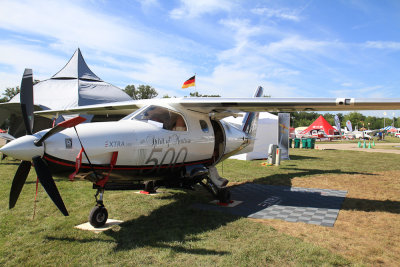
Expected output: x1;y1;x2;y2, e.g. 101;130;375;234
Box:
35;100;148;118
34;97;400;118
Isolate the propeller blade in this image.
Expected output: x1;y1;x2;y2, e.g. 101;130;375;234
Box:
9;160;31;209
35;116;86;146
32;156;69;216
20;69;34;135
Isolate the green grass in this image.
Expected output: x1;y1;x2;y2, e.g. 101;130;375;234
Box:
2;148;400;266
217;148;400;186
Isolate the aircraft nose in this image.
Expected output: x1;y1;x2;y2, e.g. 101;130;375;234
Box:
0;135;44;161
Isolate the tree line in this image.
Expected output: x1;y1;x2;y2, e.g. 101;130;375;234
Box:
290;111;398;130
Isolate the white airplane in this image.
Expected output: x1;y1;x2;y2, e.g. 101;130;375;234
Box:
2;69;400;228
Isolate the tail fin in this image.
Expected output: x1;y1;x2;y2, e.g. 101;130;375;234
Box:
242;86;263;135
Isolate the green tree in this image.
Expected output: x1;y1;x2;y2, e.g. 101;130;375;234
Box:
136;85;158;99
189;91;220;97
3;86;20;101
123;85;136;99
343;112;366;130
123;84;158;100
290;111;319;128
323;113;335;126
1;80;40;103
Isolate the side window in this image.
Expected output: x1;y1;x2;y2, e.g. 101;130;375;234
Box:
200;120;209;133
170;113;187;131
134;105;187;131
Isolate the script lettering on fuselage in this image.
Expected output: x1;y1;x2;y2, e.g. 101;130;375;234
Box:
142;134;191;148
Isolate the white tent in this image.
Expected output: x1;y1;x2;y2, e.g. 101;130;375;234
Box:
8;48;132;109
0;48;133;136
224;112;278;160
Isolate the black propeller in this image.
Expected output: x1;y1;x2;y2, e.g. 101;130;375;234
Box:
20;69;34;135
32;156;68;216
8;68;86;216
9;69;36;210
9;160;31;209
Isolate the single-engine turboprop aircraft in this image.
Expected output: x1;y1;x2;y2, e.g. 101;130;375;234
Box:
2;69;400;228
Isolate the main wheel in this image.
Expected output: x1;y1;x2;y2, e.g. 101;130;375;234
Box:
144;180;156;193
89;206;108;228
217;188;231;203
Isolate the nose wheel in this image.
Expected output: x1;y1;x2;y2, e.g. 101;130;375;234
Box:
89;205;108;228
89;189;108;228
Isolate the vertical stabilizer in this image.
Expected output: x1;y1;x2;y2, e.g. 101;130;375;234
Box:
242;86;263;136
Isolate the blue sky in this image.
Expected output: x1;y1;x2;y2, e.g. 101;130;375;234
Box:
1;0;400;114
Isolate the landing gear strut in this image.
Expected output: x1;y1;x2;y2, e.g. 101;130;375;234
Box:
198;166;232;204
200;178;232;204
89;189;108;228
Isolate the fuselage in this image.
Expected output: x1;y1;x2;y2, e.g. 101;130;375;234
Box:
1;104;252;182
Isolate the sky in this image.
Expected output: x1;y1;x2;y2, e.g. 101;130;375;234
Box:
0;0;400;116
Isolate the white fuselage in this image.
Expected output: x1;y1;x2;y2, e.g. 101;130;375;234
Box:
1;104;251;180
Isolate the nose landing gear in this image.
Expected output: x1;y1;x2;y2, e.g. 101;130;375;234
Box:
89;189;108;228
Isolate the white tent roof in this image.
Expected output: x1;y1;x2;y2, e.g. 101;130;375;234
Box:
52;48;102;81
9;48;132;110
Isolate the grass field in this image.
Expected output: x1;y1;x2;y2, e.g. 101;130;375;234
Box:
0;148;399;266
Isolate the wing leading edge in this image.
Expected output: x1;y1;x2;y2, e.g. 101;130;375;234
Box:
34;97;400;118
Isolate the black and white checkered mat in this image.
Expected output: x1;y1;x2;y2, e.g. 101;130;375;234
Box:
193;183;347;227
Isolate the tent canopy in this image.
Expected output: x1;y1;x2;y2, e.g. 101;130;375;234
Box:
0;48;132;137
9;48;132;110
381;126;396;131
300;115;336;136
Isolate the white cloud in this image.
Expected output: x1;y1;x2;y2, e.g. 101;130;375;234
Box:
219;19;264;43
137;0;159;8
0;41;66;78
0;0;398;101
265;36;329;54
251;7;301;22
128;54;195;92
0;0;208;60
170;0;233;19
365;41;400;50
195;64;299;97
341;82;353;87
0;72;23;92
0;0;210;95
329;85;385;98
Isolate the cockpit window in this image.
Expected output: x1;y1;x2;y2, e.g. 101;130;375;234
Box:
134;105;187;131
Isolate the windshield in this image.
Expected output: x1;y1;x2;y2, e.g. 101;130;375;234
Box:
121;106;147;120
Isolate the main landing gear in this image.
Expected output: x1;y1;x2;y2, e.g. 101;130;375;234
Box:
200;166;231;204
89;189;108;228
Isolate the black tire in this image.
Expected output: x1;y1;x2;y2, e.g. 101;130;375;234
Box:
89;206;108;228
217;188;231;203
144;180;156;193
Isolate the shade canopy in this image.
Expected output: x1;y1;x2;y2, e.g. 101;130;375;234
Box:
300;115;336;136
9;48;132;110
